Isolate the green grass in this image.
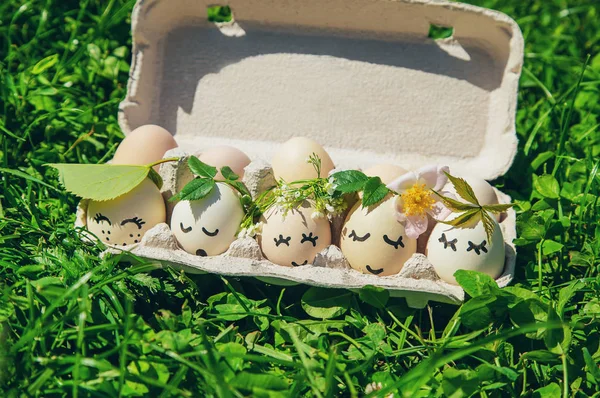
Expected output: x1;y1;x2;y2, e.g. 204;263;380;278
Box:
1;0;600;396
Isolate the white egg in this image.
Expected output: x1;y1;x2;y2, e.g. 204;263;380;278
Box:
171;183;244;256
259;201;331;267
426;216;505;284
86;178;166;246
340;195;417;276
271;137;335;182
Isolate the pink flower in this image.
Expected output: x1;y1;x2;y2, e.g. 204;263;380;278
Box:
386;165;452;239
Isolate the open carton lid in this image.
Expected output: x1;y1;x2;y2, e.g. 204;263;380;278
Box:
119;0;523;180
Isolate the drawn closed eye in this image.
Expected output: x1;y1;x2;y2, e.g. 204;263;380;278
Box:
383;234;405;249
121;217;145;229
180;222;193;233
300;232;319;247
202;227;219;237
348;230;370;242
467;240;488;255
93;213;111;225
274;234;291;247
438;233;457;251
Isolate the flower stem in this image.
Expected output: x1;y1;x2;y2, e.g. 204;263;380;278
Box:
148;157;179;168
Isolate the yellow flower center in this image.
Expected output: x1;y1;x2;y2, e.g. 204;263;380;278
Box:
400;183;436;216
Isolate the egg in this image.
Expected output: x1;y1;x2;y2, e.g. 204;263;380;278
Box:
112;125;178;168
259;201;331;267
86;178;166;246
340;195;416;276
363;164;408;185
171;183;244;256
443;175;500;221
426;216;505;284
271;137;335;182
198;145;251;179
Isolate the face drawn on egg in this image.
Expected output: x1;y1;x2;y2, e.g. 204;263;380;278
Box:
426;219;505;285
340;195;417;276
86;178;166;246
171;183;244;257
259;201;331;267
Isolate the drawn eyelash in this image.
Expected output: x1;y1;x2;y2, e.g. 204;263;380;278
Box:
439;233;458;251
348;230;370;242
274;234;291;247
301;232;319;247
467;240;488;255
121;217;146;229
202;227;219;237
383;234;405;249
180;223;192;233
93;213;111;225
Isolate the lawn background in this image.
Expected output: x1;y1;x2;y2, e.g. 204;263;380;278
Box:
1;0;600;396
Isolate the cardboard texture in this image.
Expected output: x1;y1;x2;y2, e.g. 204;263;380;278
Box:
95;0;523;307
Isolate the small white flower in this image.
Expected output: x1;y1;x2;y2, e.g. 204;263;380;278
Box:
294;191;301;198
311;211;324;220
324;181;336;196
365;382;383;394
305;157;312;164
325;204;335;214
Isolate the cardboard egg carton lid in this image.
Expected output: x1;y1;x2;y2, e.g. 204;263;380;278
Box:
112;0;523;307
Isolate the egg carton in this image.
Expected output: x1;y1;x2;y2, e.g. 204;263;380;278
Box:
102;0;523;307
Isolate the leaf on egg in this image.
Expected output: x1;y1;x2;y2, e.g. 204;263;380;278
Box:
444;172;480;205
330;170;369;193
439;208;481;228
362;176;389;207
484;203;515;214
147;168;163;189
221;166;239;181
433;191;478;212
170;177;216;202
188;156;217;179
46;163;151;201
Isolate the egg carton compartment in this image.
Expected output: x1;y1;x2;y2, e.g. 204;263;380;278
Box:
96;0;524;307
77;147;517;309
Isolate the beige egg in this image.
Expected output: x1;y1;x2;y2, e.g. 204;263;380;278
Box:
86;178;166;246
199;146;251;179
426;216;505;284
340;195;417;276
259;201;331;267
171;183;244;256
271;137;335;182
363;164;408;185
112;125;178;169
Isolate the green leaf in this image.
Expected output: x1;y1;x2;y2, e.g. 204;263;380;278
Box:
440;208;481;228
544;306;565;354
454;270;500;298
518;215;546;242
301;287;352;319
330;170;369;193
534;174;560;199
441;367;479;398
459;294;497;330
227;180;251;198
542;239;563;256
532;383;561;398
521;350;560;364
583;347;600;385
220;166;239;181
557;280;584;315
229;372;288;392
32;54;59;74
170;178;216;202
362;177;389;207
46;163;150;201
188;156;217;178
444;172;480;205
434;192;478;212
358;285;389;309
147;168;163;189
483;203;514;214
531;151;555;171
480;211;496;242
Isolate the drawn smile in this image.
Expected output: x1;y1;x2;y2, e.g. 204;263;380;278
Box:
196;249;207;257
366;265;384;275
291;260;308;267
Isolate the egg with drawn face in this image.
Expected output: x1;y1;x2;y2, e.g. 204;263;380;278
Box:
86;178;166;246
340;195;417;276
171;183;244;256
259;201;331;267
426;216;505;284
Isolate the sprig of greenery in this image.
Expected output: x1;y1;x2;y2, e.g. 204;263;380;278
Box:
329;169;389;207
434;172;514;241
46;158;177;201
